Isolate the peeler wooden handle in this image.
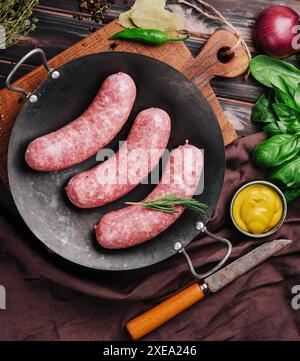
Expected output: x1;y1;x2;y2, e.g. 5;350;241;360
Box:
126;283;206;340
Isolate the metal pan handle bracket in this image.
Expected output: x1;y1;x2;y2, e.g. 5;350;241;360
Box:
5;48;60;104
174;222;232;280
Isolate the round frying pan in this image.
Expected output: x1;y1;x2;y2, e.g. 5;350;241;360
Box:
7;51;225;271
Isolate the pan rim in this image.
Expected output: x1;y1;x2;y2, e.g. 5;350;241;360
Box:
7;51;225;271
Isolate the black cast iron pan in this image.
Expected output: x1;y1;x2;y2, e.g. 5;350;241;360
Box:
7;50;226;271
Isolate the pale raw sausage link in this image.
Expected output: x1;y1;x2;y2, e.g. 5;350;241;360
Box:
66;108;171;208
25;72;136;171
96;142;203;249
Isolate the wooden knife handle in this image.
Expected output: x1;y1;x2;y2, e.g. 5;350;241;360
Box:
126;283;205;340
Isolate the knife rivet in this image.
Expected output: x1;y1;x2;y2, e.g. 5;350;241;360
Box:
174;242;182;251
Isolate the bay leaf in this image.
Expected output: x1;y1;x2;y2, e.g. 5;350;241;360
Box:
118;10;135;28
118;0;166;28
131;7;184;32
132;0;166;10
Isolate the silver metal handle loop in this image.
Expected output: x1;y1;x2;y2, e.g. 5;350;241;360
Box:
5;48;60;103
174;221;232;280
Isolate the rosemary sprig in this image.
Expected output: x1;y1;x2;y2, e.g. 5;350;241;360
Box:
125;193;208;214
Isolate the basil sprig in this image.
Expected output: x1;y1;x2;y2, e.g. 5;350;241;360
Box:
250;55;300;203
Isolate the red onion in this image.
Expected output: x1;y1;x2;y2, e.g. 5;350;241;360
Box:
254;5;300;58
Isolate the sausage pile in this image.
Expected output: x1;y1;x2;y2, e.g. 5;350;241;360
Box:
25;73;203;249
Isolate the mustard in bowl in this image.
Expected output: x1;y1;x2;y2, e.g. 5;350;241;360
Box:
230;180;287;238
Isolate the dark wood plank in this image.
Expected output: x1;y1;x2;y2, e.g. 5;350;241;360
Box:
0;61;34;89
220;98;258;137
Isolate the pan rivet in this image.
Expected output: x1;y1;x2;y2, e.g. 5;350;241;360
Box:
174;242;182;251
29;94;38;103
51;70;60;80
196;222;205;231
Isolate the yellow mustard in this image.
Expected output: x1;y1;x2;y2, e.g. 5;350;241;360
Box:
232;184;283;235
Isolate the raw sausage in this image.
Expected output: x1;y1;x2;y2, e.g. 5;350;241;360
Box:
66;108;171;208
25;72;136;171
96;142;203;249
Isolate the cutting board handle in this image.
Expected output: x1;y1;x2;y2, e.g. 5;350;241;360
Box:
184;29;250;86
183;29;250;145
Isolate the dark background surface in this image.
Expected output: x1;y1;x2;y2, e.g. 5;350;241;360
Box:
0;0;300;341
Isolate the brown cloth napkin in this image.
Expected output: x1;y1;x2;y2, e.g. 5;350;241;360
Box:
0;133;299;341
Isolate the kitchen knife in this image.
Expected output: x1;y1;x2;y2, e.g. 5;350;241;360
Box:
126;239;292;340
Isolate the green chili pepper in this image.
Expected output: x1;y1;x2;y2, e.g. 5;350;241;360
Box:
109;28;189;46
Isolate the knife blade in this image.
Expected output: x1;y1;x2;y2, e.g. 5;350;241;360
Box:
204;239;292;293
126;239;292;340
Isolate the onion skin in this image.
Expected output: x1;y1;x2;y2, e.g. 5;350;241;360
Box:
254;5;300;58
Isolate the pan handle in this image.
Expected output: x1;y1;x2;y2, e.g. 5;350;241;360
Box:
174;222;232;280
5;48;60;103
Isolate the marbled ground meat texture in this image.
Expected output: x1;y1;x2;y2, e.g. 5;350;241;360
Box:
66;108;171;208
96;142;203;249
25;72;136;171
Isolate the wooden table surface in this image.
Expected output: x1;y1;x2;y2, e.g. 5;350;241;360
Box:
0;0;299;138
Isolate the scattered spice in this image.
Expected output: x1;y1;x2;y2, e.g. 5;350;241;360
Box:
78;0;114;23
0;0;38;48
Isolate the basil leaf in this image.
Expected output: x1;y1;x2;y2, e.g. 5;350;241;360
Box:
275;75;297;97
294;84;300;108
251;93;278;124
277;121;289;134
272;82;297;108
273;103;300;133
269;156;300;188
252;134;300;168
250;55;300;92
284;186;300;203
263;122;288;135
288;120;300;133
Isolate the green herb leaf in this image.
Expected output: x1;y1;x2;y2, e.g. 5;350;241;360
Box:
294;84;300;109
263;121;288;136
273;103;300;133
269;156;300;188
284;186;300;203
250;55;300;93
252;134;300;168
272;82;297;108
251;93;278;124
274;75;297;97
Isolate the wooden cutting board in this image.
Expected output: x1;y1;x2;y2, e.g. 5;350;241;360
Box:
0;20;249;185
